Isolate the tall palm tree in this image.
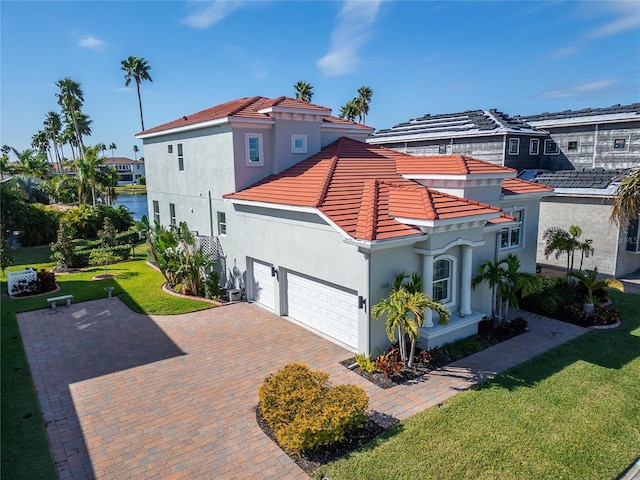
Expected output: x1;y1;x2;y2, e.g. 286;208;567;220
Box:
610;169;640;229
121;55;153;131
31;130;51;162
10;148;51;203
96;166;119;205
97;143;107;158
293;81;314;102
108;142;117;159
75;145;105;206
356;86;373;124
339;99;359;122
44;111;63;172
133;145;139;160
472;259;506;323
74;111;93;147
543;225;586;277
499;253;541;323
56;77;85;158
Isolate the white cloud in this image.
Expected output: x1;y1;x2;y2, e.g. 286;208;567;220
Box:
547;46;579;60
78;35;107;51
183;1;246;29
588;1;640;39
541;78;617;99
317;0;383;77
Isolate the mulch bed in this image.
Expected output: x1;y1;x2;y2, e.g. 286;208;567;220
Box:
255;407;386;475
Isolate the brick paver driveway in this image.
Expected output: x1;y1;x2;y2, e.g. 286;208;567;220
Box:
18;298;586;479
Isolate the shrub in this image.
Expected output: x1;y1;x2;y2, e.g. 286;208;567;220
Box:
115;229;139;245
374;348;404;378
593;307;619;326
18;204;60;246
205;270;220;299
355;353;377;373
72;244;131;268
51;223;76;269
563;302;589;325
258;363;368;454
11;269;56;297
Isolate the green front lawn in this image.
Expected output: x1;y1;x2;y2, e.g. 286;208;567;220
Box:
1;250;215;480
318;289;640;480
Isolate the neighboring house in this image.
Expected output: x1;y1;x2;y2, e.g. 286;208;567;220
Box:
369;103;640;172
367;109;546;170
518;104;640;171
531;169;640;277
136;96;552;355
103;157;145;185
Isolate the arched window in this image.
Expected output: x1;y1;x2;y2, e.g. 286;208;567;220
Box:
433;257;454;304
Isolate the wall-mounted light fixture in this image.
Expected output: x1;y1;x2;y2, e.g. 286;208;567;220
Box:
358;295;366;310
271;266;278;278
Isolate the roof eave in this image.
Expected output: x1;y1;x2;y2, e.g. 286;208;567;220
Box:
136;116;274;139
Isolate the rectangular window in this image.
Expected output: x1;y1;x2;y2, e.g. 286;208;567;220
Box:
177;143;184;171
153;200;160;225
508;138;520;155
614;138;626;150
544;139;559;155
529;138;540;155
432;259;452;304
169;203;176;226
291;134;308;153
567;141;578;151
627;218;640;253
168;145;173;154
438;144;447;154
245;133;264;166
217;211;227;235
500;209;524;250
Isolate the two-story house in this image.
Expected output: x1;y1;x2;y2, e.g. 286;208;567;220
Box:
102;157;146;185
136;96;552;355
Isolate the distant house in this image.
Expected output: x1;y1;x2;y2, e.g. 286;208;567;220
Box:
368;109;545;170
369;103;640;172
531;169;640;277
103;157;145;185
136;96;552;354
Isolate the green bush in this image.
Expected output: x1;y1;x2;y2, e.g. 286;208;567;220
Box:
72;244;131;268
258;363;368;454
18;204;60;246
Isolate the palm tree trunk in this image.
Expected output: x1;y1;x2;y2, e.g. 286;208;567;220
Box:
408;339;416;368
136;81;144;131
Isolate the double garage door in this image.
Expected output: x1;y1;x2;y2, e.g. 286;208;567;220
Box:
250;260;359;349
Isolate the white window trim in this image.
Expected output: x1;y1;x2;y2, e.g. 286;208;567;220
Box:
508;138;520;155
291;134;308;154
217;211;227;236
544;139;559;155
432;254;457;309
500;208;525;251
245;133;264;166
169;203;176;226
152;200;160;225
529;138;540;155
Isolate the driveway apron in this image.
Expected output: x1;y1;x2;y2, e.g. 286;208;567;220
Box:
18;298;587;479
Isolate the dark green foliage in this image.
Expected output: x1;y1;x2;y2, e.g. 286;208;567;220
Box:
0;229;12;273
18;204;60;246
62;204;133;239
204;270;220;299
97;217;116;247
72;244;131;268
10;269;56;297
51;223;76;269
258;363;368;454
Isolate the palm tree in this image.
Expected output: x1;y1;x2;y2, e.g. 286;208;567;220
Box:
31;130;50;162
472;259;506;324
75;145;105;206
133;145;139;160
293;81;313;102
96;166;119;205
44;111;64;172
356;86;373;124
610;169;640;229
568;267;624;314
543;225;588;277
10;148;51;203
499;253;541;323
109;142;117;159
97;143;107;158
339;99;359;122
372;272;449;367
1;145;14;180
56;77;85;158
577;238;594;271
121;55;153;131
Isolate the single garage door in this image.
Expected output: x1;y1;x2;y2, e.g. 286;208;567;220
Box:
251;260;276;311
286;272;359;349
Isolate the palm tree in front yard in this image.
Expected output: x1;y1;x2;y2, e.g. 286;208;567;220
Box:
610;169;640;229
472;259;505;325
568;267;624;314
499;253;542;323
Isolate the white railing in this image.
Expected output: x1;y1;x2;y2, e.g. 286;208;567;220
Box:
8;268;37;296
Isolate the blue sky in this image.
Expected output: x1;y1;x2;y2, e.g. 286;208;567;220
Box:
2;0;639;159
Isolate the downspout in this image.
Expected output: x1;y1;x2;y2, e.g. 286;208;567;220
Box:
502;134;507;166
359;247;371;355
208;190;214;237
450;137;454;154
592;124;598;169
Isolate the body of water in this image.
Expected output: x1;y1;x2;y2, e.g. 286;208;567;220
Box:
115;193;148;221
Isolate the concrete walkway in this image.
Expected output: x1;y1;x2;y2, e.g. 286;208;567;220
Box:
19;299;587;480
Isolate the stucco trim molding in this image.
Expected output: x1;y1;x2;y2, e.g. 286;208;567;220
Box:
414;238;485;256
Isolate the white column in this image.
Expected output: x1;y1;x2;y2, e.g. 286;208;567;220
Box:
460;245;473;316
422;254;434;327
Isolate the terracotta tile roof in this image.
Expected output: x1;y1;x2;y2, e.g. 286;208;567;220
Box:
396;155;516;176
226;138;507;241
502;178;554;195
103;157;141;165
487;213;517;225
139;96;357;135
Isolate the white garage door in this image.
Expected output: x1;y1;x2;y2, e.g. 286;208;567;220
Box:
251;260;275;311
286;272;359;349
